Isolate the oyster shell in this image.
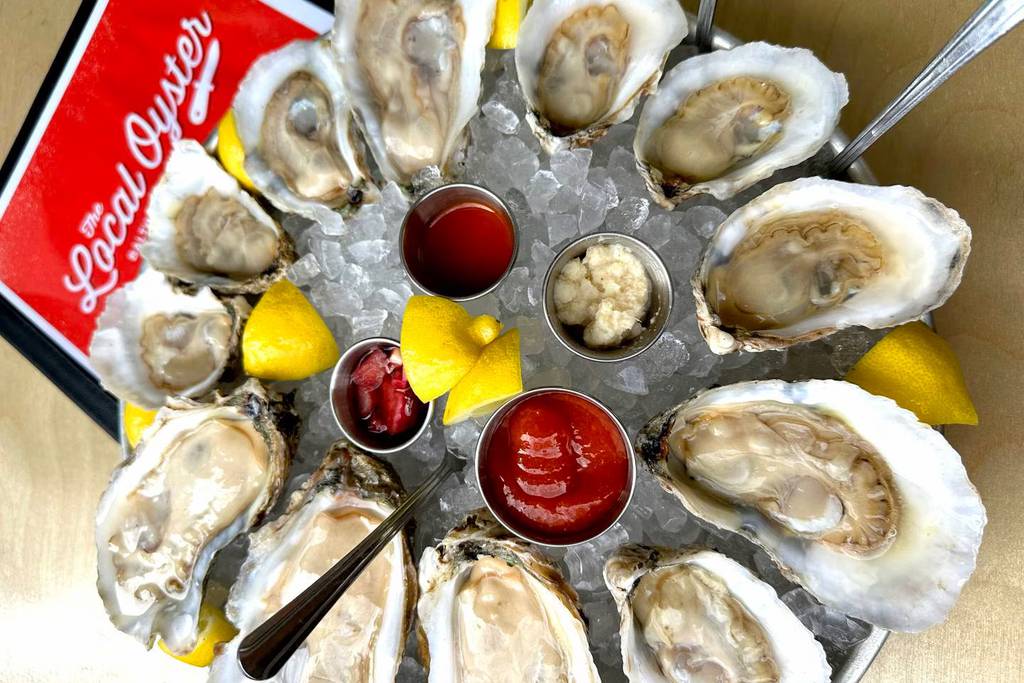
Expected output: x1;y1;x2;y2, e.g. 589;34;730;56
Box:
142;139;294;294
693;177;971;354
516;0;688;153
605;545;830;682
233;38;373;231
635;42;848;206
209;441;415;682
333;0;495;187
636;380;986;632
95;380;296;653
417;509;600;682
89;269;246;409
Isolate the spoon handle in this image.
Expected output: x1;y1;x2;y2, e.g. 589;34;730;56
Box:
694;0;719;52
236;449;462;680
828;0;1024;176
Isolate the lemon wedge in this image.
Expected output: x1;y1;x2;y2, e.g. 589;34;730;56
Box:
490;0;528;49
401;296;502;402
845;321;978;425
243;280;340;381
444;329;523;424
123;403;158;448
216;111;255;191
157;603;238;667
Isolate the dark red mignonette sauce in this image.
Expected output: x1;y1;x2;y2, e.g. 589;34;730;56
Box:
340;345;427;449
479;391;631;544
402;186;516;298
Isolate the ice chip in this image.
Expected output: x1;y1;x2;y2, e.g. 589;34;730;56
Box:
350;308;388;339
313;281;362;318
515;315;547;356
547;213;579;246
526;169;560;214
287;253;321;287
346;239;389;265
315;239;345;279
482;99;520;134
684;204;728;238
607;365;649;395
550;148;592;193
578;181;611;234
640;213;674;249
606;196;650;233
444;420;481;456
530;239;555;272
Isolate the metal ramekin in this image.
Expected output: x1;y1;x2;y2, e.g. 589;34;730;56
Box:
328;336;434;455
399;182;520;302
474;387;636;547
543;232;673;363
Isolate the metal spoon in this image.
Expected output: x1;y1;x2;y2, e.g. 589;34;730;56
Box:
236;449;464;680
828;0;1024;176
693;0;719;52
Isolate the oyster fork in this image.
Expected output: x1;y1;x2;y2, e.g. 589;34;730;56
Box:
236;448;464;680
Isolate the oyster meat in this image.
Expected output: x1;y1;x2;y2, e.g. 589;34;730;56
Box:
516;0;687;153
605;545;830;682
635;42;848;206
693;177;971;353
417;509;600;682
142;139;294;294
210;442;415;682
89;269;246;408
333;0;495;186
95;381;295;653
233;38;373;230
637;380;987;632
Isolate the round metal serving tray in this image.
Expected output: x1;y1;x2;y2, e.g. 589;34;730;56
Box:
117;17;891;682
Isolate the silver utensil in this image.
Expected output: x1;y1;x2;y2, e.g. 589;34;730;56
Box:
828;0;1024;176
236;449;464;680
694;0;719;52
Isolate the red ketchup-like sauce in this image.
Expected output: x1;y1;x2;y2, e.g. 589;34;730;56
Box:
479;391;631;544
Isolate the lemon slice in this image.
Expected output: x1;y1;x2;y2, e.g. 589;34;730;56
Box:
123;403;158;448
845;321;978;425
401;296;503;402
243;280;340;381
216;111;255;191
158;603;238;667
490;0;527;49
444;329;523;425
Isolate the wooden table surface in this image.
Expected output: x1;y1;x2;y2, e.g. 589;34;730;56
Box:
1;1;1021;681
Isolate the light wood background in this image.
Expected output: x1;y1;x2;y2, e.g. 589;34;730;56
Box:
1;1;1021;681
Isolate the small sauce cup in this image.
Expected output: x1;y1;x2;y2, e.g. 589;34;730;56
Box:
329;337;433;455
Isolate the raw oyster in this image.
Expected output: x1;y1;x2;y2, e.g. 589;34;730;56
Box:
693;177;971;354
142;139;294;294
635;42;848;206
636;380;987;632
233;38;373;231
417;509;600;682
333;0;495;186
605;545;830;682
209;441;415;682
89;269;246;409
95;380;296;653
516;0;687;153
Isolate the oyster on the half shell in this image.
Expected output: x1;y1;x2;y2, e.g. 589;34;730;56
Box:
142;139;294;294
635;42;848;206
417;509;600;682
636;380;986;632
95;380;296;653
333;0;495;187
516;0;688;153
209;441;415;682
605;545;830;683
692;177;971;354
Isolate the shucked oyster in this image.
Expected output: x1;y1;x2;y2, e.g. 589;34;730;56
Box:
637;380;986;632
635;43;848;206
605;545;830;683
693;177;971;354
89;269;246;408
142;139;294;294
333;0;495;187
95;380;296;653
516;0;688;153
233;39;373;231
417;509;600;682
210;441;415;683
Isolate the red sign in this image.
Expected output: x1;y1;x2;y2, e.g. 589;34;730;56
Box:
0;0;330;370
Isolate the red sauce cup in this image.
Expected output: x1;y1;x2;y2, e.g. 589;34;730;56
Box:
475;387;636;546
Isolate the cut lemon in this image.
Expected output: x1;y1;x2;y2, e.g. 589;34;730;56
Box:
845;321;978;425
490;0;528;49
123;403;158;448
216;111;255;191
158;603;238;668
444;329;523;424
243;280;340;381
401;296;503;402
